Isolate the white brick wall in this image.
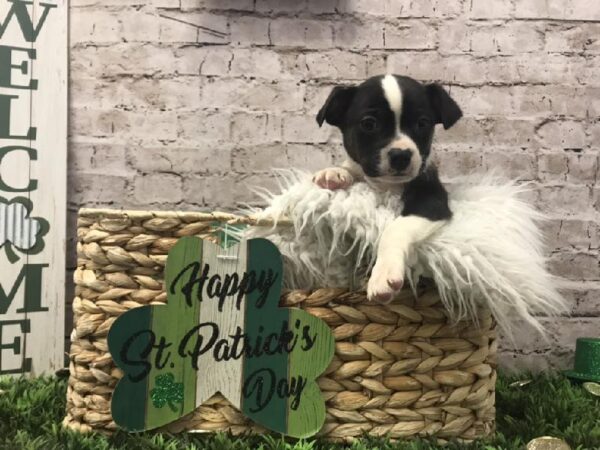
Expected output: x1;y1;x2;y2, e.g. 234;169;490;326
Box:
68;0;600;370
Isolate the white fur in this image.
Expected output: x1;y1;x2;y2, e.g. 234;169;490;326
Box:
244;170;569;343
368;216;445;302
341;159;365;180
377;136;422;182
376;147;392;175
378;76;421;182
381;75;402;119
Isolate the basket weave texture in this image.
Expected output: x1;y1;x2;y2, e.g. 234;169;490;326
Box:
64;209;497;442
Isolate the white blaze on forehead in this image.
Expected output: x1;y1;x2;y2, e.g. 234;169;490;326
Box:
381;75;402;121
374;75;422;184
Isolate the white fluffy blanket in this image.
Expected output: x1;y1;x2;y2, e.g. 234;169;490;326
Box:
244;171;568;340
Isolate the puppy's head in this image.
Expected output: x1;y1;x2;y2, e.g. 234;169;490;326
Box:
317;75;462;185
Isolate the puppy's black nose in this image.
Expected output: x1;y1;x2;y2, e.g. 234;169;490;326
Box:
388;148;412;172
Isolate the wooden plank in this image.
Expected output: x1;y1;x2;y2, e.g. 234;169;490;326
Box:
287;308;335;437
0;0;67;376
145;236;202;429
26;0;67;376
0;0;35;375
108;305;152;430
241;238;288;433
108;236;203;431
194;238;245;408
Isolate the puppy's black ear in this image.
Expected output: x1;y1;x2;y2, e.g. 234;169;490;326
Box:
426;83;462;130
316;86;357;128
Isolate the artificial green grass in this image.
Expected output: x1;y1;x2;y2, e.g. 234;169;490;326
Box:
0;373;598;450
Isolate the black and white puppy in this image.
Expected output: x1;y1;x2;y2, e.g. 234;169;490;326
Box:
313;74;462;303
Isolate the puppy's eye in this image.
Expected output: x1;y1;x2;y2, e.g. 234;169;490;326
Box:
360;116;379;133
416;117;431;131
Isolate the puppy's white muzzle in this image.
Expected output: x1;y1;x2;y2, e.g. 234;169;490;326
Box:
376;135;422;183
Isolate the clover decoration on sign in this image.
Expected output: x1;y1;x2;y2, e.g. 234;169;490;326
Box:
0;197;49;263
108;232;335;438
150;373;184;412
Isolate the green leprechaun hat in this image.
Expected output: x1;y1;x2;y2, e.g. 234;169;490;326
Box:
564;337;600;382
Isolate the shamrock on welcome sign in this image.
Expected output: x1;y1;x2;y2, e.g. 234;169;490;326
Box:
0;197;49;263
108;234;335;438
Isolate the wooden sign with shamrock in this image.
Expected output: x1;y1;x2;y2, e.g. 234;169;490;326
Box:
107;234;335;438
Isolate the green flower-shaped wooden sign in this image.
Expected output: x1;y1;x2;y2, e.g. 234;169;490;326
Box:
108;236;335;438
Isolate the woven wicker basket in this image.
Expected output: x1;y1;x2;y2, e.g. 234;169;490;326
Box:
64;209;497;442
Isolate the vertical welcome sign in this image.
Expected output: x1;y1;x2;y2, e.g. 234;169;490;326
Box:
0;0;67;375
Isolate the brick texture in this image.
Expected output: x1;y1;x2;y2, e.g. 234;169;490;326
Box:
69;0;600;370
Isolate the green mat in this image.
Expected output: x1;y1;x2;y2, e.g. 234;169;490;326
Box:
0;373;598;450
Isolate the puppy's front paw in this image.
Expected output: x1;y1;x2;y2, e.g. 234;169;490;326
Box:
312;167;354;190
367;256;404;304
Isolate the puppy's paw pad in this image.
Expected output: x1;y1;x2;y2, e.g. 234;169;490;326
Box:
367;282;394;304
367;268;393;304
387;277;404;291
367;259;404;304
312;168;354;190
